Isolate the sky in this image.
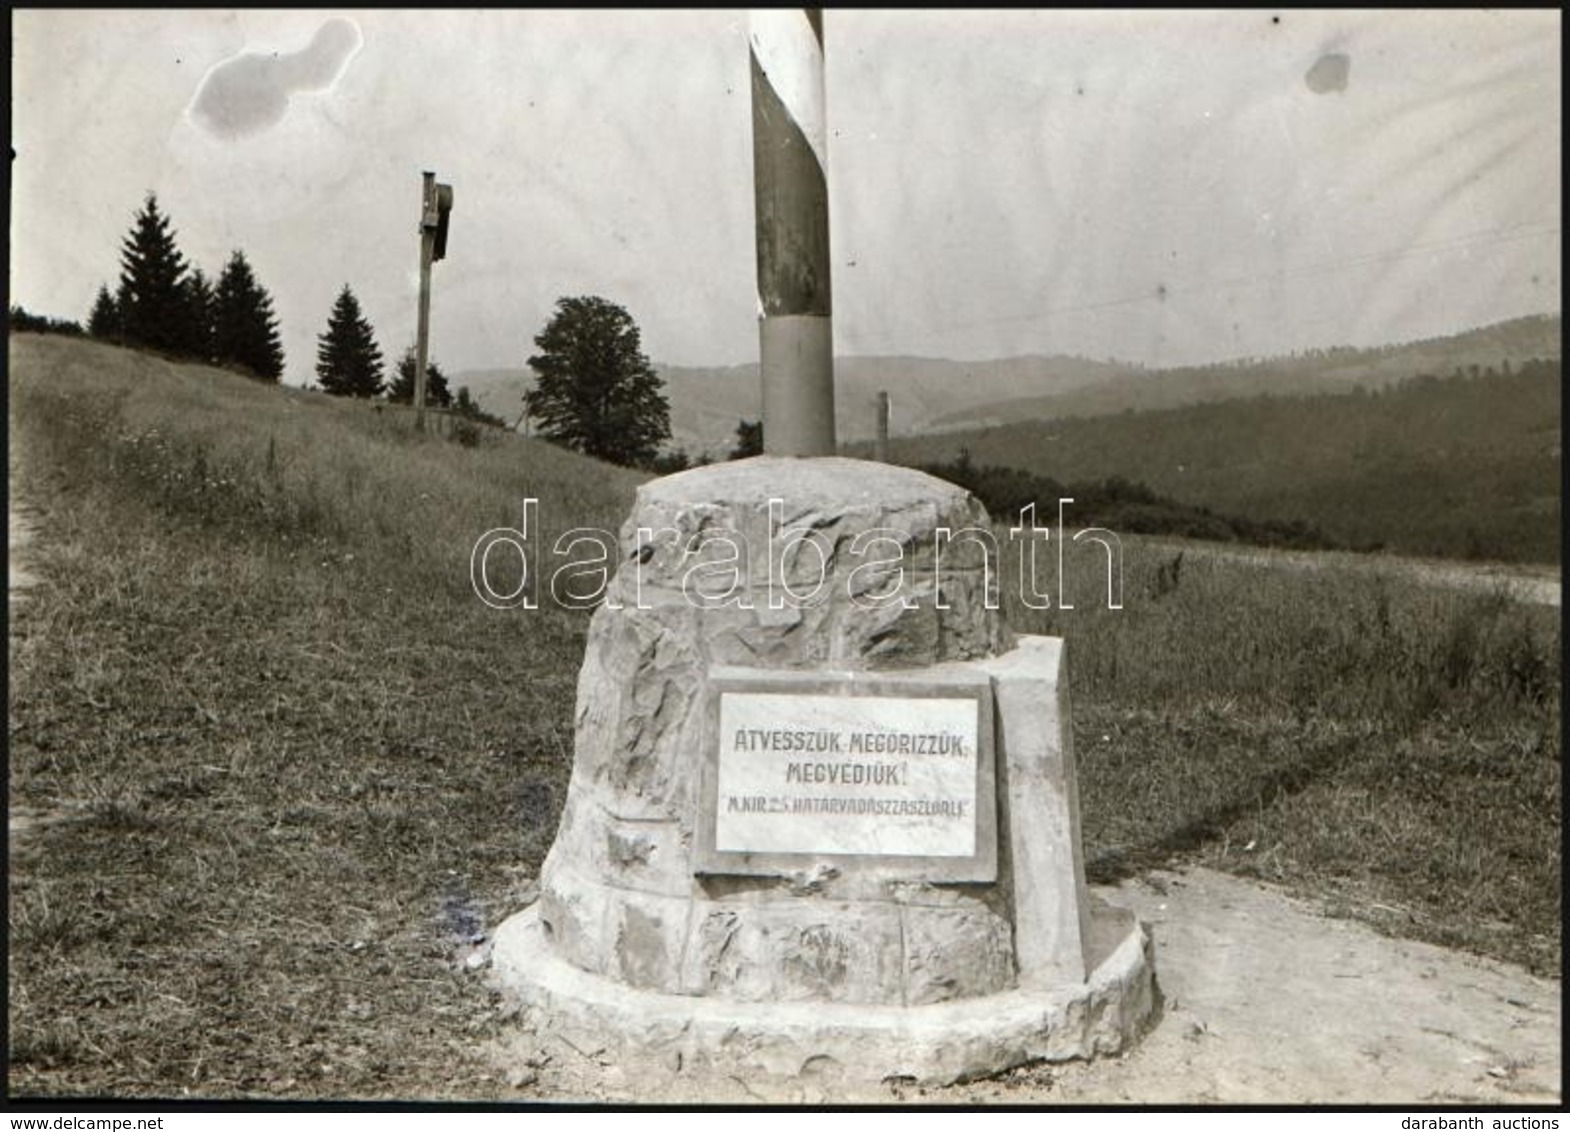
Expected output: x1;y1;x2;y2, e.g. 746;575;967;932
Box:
10;9;1562;387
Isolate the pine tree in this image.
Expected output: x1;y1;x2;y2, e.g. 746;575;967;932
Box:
388;346;453;408
118;193;190;355
730;419;763;460
453;386;506;428
213;251;285;382
182;267;217;362
315;285;384;398
524;295;671;467
115;281;133;336
88;284;120;341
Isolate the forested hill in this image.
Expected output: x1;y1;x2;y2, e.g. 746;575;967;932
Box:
928;313;1562;431
454;313;1559;457
887;357;1562;564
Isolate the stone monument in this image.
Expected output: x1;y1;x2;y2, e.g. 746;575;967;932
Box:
490;457;1155;1085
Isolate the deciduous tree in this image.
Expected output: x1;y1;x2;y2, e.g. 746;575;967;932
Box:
524;296;670;467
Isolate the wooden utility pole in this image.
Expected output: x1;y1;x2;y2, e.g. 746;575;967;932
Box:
750;9;835;456
875;390;891;463
415;170;453;432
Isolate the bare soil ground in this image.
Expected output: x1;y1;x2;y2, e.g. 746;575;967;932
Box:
8;457;42;603
480;868;1561;1104
1156;538;1561;608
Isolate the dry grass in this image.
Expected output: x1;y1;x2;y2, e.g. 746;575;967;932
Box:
8;335;637;1099
7;333;1560;1101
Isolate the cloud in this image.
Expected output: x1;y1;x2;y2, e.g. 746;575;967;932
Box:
188;17;362;139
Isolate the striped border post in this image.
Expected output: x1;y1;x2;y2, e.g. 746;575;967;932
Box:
750;9;835;456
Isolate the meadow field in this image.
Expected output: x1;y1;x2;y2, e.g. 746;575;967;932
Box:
7;333;1560;1099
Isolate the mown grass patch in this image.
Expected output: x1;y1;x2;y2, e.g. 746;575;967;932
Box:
1009;537;1560;974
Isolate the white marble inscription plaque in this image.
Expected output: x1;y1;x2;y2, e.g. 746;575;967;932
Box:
714;691;980;858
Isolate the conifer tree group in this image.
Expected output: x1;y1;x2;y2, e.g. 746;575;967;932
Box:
90;193;394;399
90;193;286;382
83;194;681;458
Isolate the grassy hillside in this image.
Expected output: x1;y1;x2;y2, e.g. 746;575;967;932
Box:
889;360;1562;564
7;333;643;1098
7;332;1559;1099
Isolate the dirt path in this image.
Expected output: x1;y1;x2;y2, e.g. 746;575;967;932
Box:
1152;538;1560;607
7;449;61;849
1022;870;1560;1105
486;867;1559;1104
9;455;43;606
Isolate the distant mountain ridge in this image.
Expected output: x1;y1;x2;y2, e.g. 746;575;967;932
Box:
449;354;1142;456
884;355;1563;565
656;353;1146;457
444;368;532;431
451;312;1560;454
931;313;1563;432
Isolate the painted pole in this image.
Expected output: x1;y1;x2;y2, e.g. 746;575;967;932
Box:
414;171;436;432
750;9;835;456
414;171;453;432
875;390;890;463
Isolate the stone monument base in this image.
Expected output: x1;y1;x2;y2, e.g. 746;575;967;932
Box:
488;459;1158;1086
490;894;1155;1086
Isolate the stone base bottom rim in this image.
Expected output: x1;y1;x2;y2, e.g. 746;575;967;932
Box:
489;903;1157;1086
